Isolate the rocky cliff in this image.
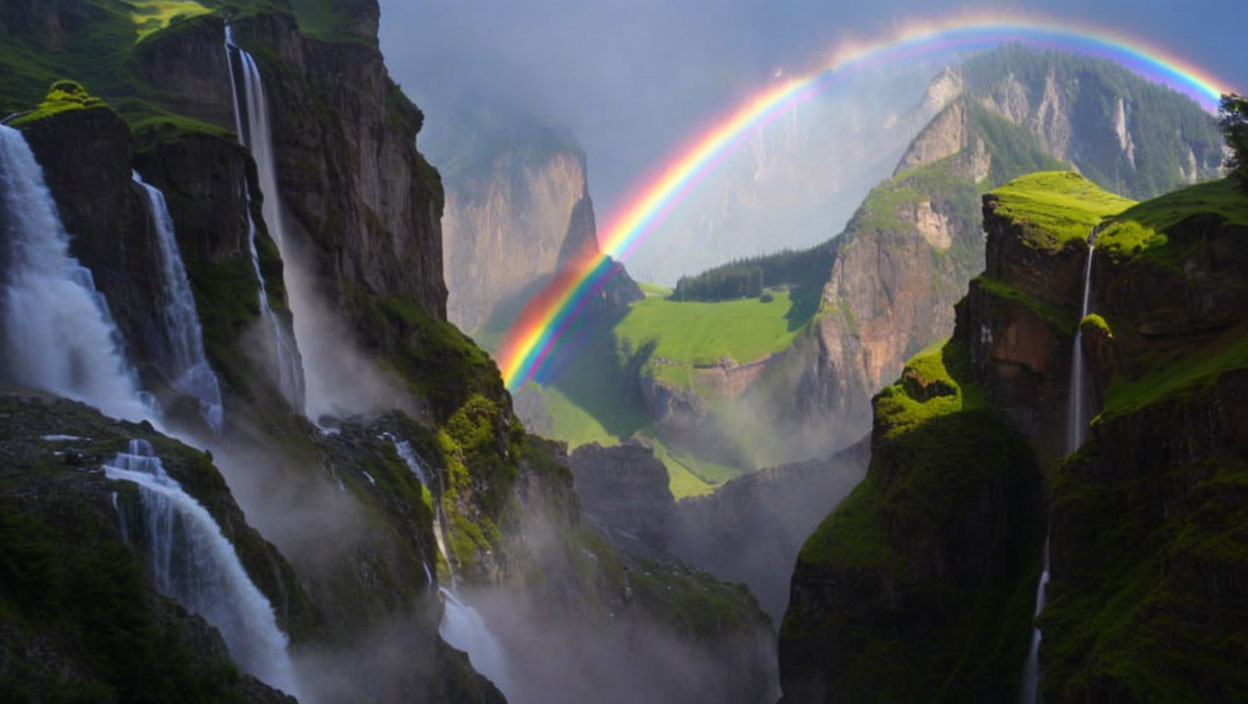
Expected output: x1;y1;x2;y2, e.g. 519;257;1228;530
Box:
779;172;1248;702
438;111;600;336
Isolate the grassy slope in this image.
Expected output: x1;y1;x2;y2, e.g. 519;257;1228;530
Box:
1094;179;1248;418
529;283;810;497
990;171;1137;249
617;289;805;386
783;339;1041;701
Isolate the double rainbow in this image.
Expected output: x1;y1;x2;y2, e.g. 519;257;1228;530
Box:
496;12;1235;392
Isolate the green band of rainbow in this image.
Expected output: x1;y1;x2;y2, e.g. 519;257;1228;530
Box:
496;12;1235;392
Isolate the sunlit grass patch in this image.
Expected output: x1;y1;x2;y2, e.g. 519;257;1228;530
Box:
128;0;212;42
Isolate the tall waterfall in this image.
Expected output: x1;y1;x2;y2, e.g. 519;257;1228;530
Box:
224;26;305;410
132;172;224;434
1020;231;1097;704
387;435;513;696
104;439;300;698
0;125;153;422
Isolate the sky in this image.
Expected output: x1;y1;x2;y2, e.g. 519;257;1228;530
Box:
377;0;1246;281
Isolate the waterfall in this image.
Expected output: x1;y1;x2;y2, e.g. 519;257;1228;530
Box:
224;26;305;410
387;435;513;695
1020;230;1097;704
388;435;451;581
0;125;154;422
440;587;513;695
132;172;224;434
104;439;300;698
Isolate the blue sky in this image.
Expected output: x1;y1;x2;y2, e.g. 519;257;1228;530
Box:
378;0;1245;264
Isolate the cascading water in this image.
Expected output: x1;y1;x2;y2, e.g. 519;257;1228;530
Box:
387;435;513;695
104;439;300;698
132;172;224;434
1019;230;1098;704
439;587;513;695
390;436;452;577
224;26;305;410
0;125;153;422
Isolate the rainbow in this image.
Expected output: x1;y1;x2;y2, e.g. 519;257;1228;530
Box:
496;12;1236;391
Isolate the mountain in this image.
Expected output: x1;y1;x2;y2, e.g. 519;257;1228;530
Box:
778;172;1248;702
554;44;1228;478
769;45;1225;443
434;103;601;337
0;1;774;701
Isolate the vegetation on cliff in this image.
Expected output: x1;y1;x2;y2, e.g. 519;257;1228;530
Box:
1224;93;1248;190
779;339;1043;702
989;171;1136;249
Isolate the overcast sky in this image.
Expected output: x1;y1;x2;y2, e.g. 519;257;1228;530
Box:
377;0;1245;278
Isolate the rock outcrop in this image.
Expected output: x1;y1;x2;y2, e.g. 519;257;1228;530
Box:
443;139;600;335
0;392;307;703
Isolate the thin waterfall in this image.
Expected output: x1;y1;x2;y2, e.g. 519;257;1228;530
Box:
224;25;305;410
0;125;154;422
132;171;224;434
104;439;300;698
1020;230;1098;704
387;434;513;695
389;435;452;580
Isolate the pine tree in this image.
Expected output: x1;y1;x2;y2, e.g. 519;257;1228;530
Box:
1221;94;1248;191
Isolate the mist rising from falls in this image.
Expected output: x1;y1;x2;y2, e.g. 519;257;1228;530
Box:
104;439;300;698
440;587;513;695
224;27;306;411
0;125;154;422
1020;231;1098;704
132;171;224;433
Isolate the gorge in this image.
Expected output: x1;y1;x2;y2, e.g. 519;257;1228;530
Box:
1;1;1246;703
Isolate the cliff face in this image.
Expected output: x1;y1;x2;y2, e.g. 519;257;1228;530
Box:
0;392;307;703
444;147;599;334
768;99;1062;445
780;173;1248;703
776;175;1104;702
1038;180;1248;701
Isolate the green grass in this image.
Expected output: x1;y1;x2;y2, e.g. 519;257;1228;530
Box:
975;275;1079;336
8;80;108;126
128;0;212;41
1100;322;1248;420
637;281;673;297
1097;178;1248;265
616;289;804;369
989;171;1136;249
285;0;378;46
1081;313;1112;336
872;339;987;440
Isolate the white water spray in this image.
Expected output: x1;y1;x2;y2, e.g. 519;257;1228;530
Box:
1020;231;1097;704
0;125;153;422
224;26;305;410
132;172;224;433
104;439;300;697
440;587;513;695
